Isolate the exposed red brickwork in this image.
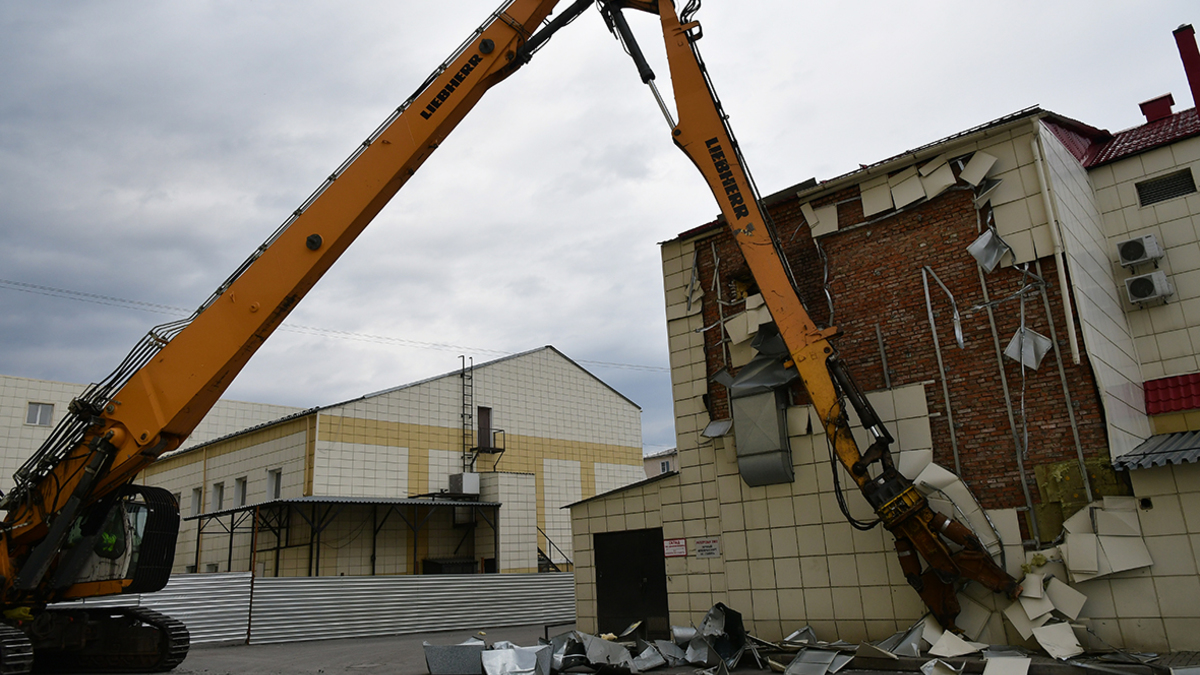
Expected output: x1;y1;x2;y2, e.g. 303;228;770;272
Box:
1145;373;1200;414
691;180;1109;512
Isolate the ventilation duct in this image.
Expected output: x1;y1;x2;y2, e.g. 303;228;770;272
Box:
713;324;797;487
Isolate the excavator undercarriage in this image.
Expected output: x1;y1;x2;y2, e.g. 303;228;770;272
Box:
13;607;188;674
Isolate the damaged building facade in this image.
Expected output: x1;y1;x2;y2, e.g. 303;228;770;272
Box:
571;26;1200;654
141;346;644;577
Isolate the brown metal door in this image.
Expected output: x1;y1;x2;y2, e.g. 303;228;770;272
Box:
594;528;669;639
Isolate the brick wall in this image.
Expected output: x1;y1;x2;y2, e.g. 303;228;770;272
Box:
694;182;1111;516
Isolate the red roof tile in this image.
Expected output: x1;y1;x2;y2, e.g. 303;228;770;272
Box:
1088;108;1200;167
1144;372;1200;415
1041;118;1111;166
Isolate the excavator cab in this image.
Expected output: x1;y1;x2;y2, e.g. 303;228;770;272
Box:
0;487;186;673
52;486;180;598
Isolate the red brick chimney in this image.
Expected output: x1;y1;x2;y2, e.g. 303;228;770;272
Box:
1175;24;1200;108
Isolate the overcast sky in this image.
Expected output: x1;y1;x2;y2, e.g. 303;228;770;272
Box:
1;1;1196;454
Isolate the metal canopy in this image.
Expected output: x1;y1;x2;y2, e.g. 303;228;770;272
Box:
1113;430;1200;469
185;495;501;521
189;495;502;577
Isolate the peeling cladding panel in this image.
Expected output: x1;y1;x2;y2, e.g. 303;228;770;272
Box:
959;151;998;187
919;152;956;176
729;340;756;368
725;312;754;345
801;201;839;237
920;163;956;200
731;390;794;486
812;204;839;236
890;167;926;209
860;175;894;217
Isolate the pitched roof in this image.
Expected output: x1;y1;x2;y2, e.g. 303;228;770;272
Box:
668;103;1199;242
352;345;639;410
671;107;1055;243
159;345;638;460
1088;108;1200;167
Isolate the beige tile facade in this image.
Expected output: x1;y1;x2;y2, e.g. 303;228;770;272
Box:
1080;463;1200;651
1095;136;1200;386
0;373;300;494
571;109;1200;652
142;347;644;577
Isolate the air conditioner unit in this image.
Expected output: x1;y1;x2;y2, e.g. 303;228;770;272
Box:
1116;234;1165;268
449;472;480;495
1125;270;1174;304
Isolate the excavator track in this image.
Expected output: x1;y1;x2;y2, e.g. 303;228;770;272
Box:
31;607;189;673
0;624;33;675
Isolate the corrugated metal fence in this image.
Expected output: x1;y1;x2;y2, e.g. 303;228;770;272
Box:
250;573;575;643
56;572;253;644
58;573;574;646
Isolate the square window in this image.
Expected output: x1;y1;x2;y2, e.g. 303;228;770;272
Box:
660;460;671;473
25;402;53;426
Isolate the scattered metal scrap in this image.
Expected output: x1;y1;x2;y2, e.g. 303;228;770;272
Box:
425;590;1173;675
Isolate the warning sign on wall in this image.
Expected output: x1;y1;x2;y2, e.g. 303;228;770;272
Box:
663;538;687;558
694;538;721;558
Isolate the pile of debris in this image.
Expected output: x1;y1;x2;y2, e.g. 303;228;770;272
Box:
425;597;1197;675
424;604;750;675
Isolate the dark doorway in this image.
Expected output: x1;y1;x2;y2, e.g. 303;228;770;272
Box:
594;527;669;639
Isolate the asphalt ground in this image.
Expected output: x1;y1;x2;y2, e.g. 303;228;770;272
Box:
160;625;1200;675
172;623;572;675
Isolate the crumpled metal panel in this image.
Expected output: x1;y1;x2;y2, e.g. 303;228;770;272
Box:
698;603;746;669
783;649;838;675
482;644;550;675
425;639;486;675
576;632;637;671
633;644;667;672
685;637;714;666
654;639;686;666
248;573;574;644
549;632;588;672
54;572;253;645
671;625;697;645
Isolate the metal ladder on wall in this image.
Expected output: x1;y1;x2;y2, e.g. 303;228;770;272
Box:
460;356;474;472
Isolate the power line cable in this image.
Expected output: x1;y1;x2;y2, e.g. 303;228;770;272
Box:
0;278;668;373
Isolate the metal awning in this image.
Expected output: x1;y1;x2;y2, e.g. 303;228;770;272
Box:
184;495;500;521
187;495;502;576
1113;431;1200;470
